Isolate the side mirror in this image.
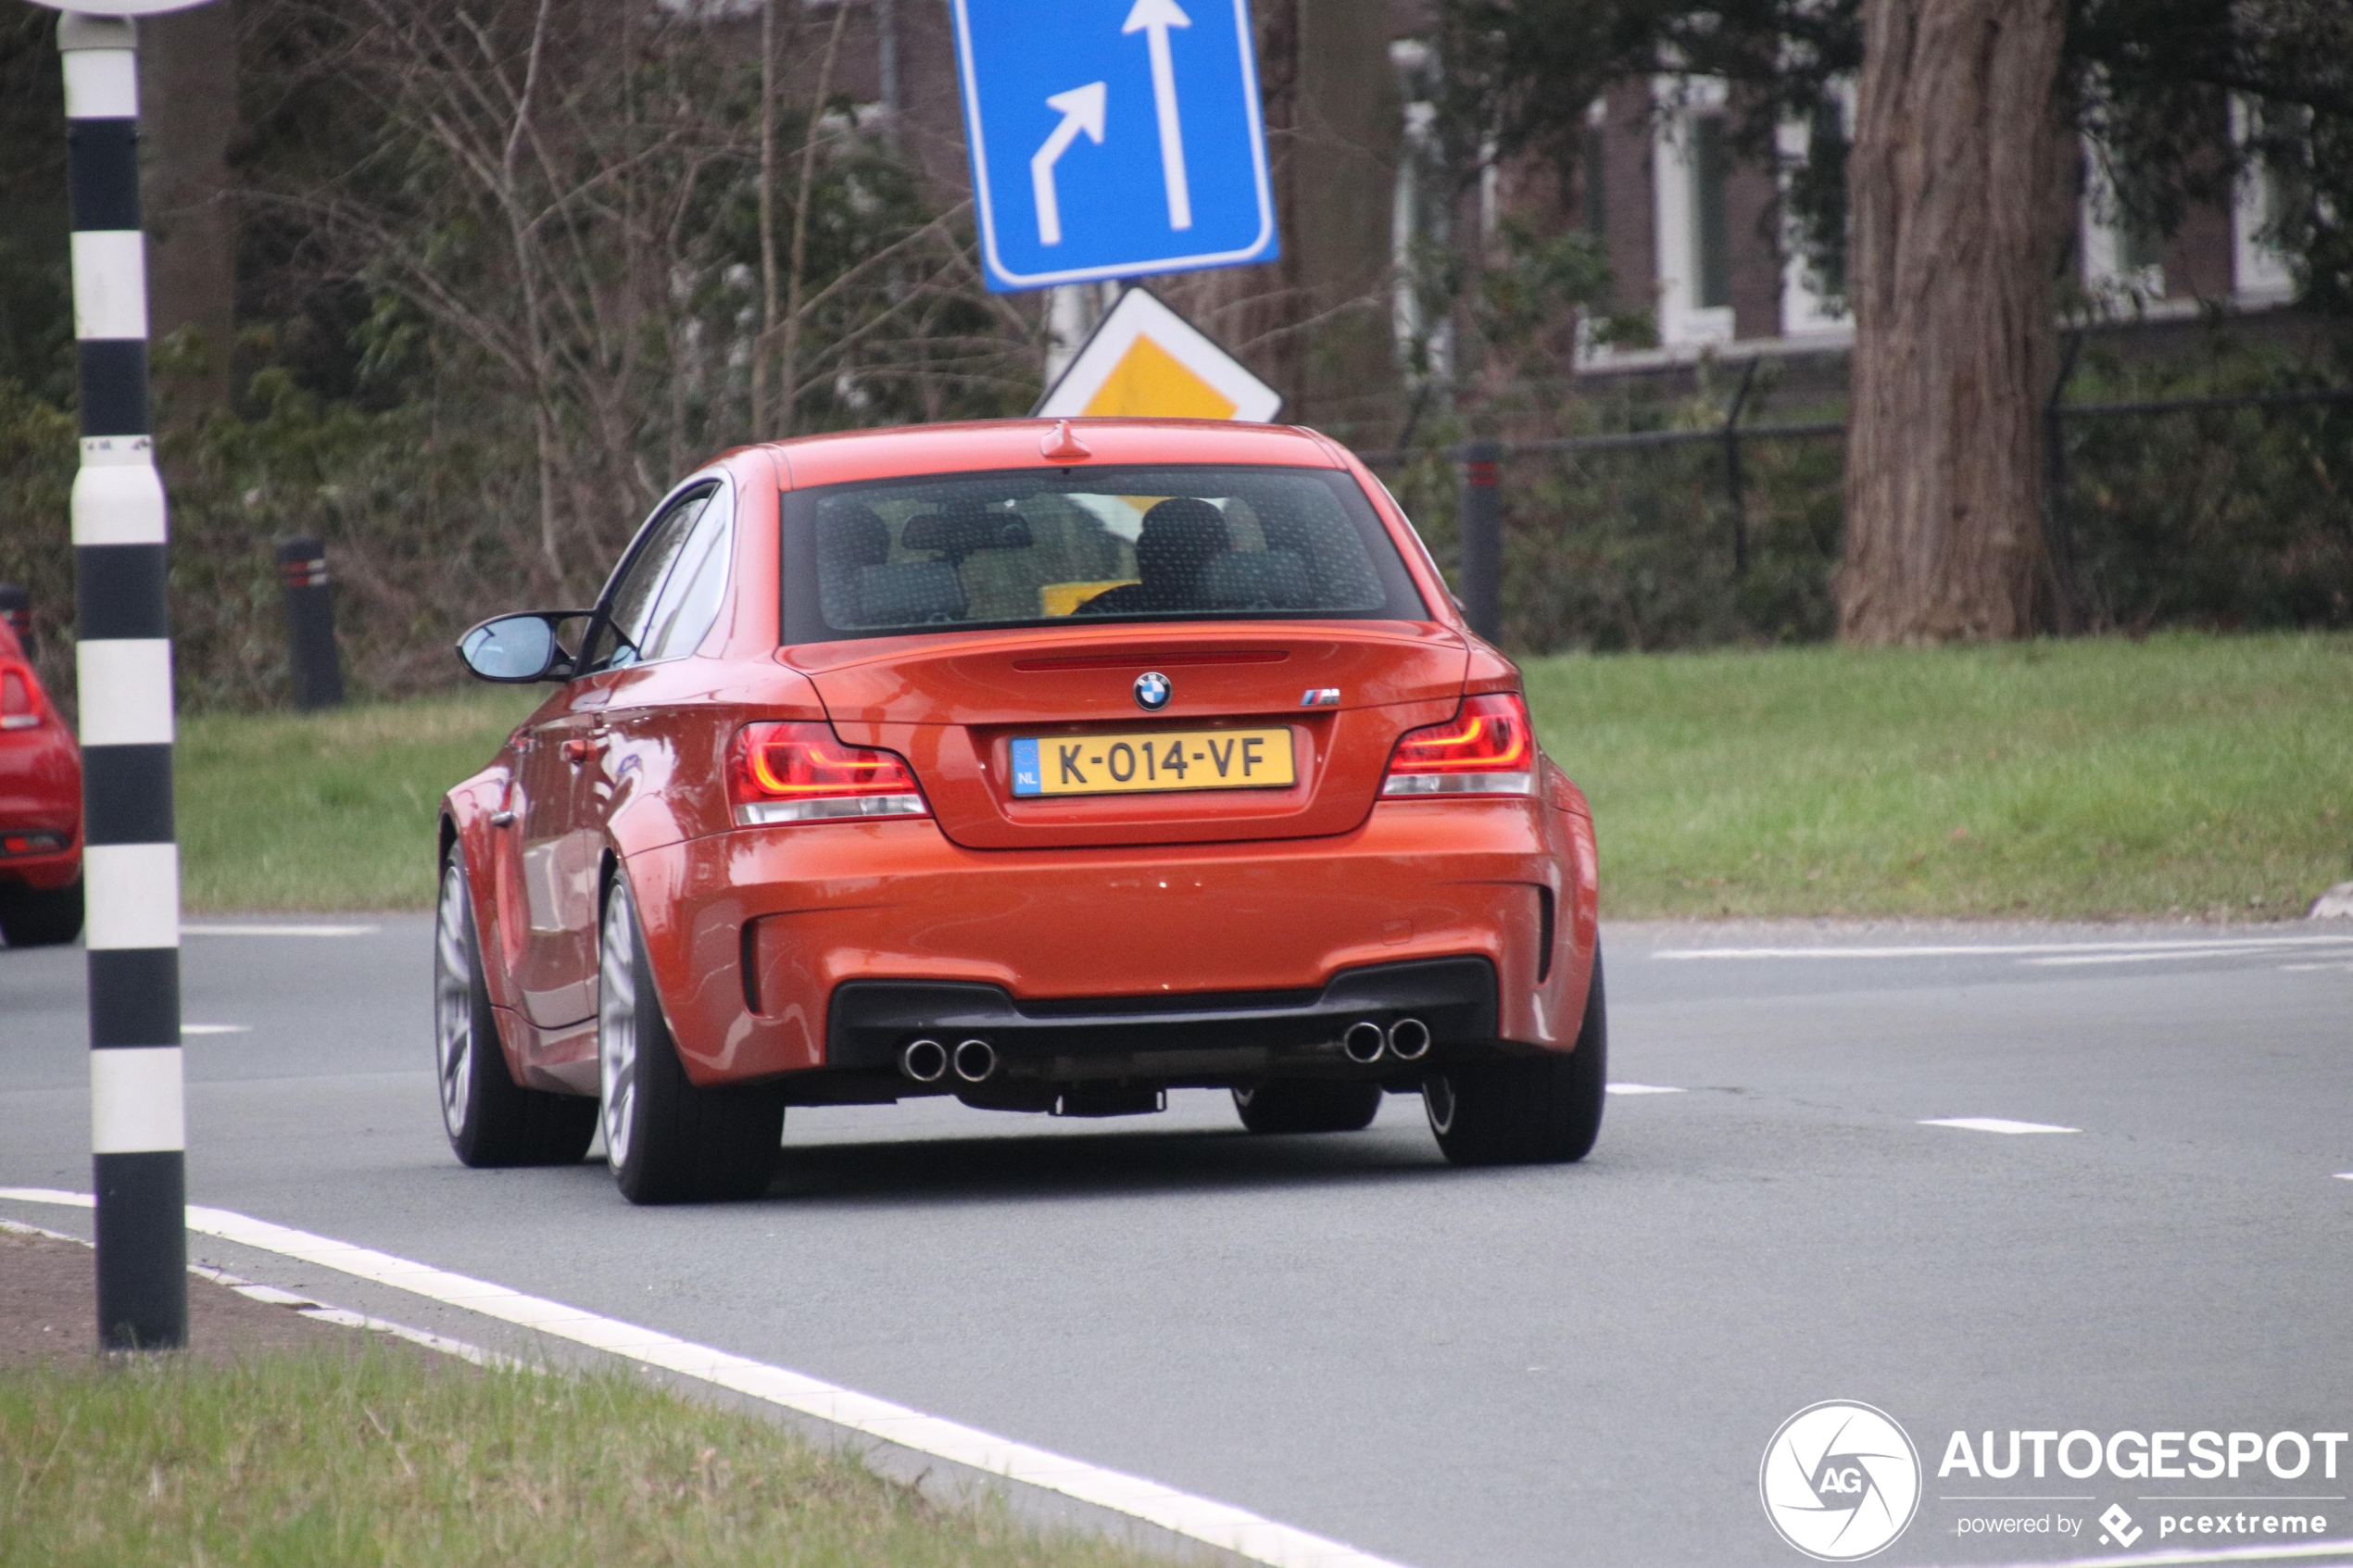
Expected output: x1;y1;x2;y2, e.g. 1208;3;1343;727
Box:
456;612;585;683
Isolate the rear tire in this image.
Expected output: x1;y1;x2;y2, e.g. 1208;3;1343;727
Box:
1232;1078;1383;1135
1424;946;1606;1167
434;849;596;1167
598;877;783;1204
0;878;82;947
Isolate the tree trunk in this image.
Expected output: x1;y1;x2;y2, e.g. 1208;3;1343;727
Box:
1839;0;2065;644
142;0;239;421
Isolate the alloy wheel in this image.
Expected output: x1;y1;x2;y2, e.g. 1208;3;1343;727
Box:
433;859;475;1139
1422;1073;1457;1136
598;887;639;1172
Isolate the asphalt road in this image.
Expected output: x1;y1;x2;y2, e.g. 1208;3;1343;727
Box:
6;916;2352;1568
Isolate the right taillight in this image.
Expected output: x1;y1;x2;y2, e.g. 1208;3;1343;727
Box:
727;721;930;826
1380;693;1537;798
0;665;39;731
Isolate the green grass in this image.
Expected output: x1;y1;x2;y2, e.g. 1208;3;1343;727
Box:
0;1348;1158;1568
178;687;540;912
173;633;2353;919
1525;632;2353;921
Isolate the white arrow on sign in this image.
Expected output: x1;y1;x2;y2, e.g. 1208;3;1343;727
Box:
1030;82;1107;247
1123;0;1193;232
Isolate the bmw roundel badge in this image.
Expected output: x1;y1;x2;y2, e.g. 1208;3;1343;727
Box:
1133;671;1172;711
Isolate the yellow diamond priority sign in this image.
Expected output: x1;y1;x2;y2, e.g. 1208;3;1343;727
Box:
1034;287;1283;422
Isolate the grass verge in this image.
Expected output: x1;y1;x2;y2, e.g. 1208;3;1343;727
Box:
172;633;2353;919
1526;631;2353;920
178;687;539;912
0;1346;1157;1568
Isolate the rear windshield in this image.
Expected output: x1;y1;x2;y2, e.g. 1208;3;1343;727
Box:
780;464;1426;642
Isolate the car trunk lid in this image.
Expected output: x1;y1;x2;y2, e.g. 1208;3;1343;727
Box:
796;622;1468;848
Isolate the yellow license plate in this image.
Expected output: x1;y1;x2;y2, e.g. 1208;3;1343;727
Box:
1010;728;1294;797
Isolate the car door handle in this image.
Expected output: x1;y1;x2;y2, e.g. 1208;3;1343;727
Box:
489;809;516;827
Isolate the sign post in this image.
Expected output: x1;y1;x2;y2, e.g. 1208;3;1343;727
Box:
24;0;220;1351
951;0;1277;293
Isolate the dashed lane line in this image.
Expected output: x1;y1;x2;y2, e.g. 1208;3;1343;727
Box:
1919;1117;2081;1135
182;1023;249;1035
2023;948;2277;967
1605;1083;1686;1095
181;922;379;937
1654;936;2353;961
0;1187;1416;1568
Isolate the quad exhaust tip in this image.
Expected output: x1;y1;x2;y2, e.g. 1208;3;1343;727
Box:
900;1038;948;1084
952;1037;998;1083
1387;1016;1431;1062
1342;1020;1388;1065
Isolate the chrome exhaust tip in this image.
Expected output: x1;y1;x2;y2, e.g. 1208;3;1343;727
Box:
1342;1020;1388;1065
1387;1016;1431;1062
900;1038;948;1084
952;1037;998;1083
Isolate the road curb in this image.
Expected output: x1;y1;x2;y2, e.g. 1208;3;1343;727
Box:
0;1188;1409;1568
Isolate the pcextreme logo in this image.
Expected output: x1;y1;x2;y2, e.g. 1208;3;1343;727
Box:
1761;1401;1924;1562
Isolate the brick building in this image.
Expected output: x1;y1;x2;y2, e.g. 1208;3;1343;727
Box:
1563;77;2298;371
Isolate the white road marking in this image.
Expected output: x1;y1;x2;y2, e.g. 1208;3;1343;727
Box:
2023;948;2262;967
0;1187;1416;1568
1920;1117;2080;1135
1654;936;2353;961
182;923;378;937
182;1023;248;1035
2335;1173;2353;1182
1969;1538;2353;1568
1605;1083;1686;1095
2281;962;2353;972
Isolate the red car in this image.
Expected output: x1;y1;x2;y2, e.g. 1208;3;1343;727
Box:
0;618;84;947
437;420;1604;1203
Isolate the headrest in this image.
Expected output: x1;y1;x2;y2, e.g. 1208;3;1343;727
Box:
902;508;1033;560
1136;498;1229;579
851;561;967;625
818;504;890;570
1202;549;1310;609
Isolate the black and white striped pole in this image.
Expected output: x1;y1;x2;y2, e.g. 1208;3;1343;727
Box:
31;0;220;1353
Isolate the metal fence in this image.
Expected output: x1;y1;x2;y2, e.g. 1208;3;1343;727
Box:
1355;378;2353;646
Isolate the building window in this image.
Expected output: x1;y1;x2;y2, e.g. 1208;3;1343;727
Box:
2081;142;2165;299
2115;211;2164;278
2231;96;2296;304
1692;115;1732;310
1650;75;1734;348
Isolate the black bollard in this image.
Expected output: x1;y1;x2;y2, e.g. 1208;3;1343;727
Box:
1458;441;1502;645
275;535;344;709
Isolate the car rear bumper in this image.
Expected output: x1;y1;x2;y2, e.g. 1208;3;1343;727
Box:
623;796;1599;1090
0;823;82;891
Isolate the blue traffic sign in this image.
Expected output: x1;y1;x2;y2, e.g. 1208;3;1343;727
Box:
951;0;1278;292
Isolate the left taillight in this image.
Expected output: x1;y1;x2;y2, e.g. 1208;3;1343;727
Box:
1379;692;1537;798
727;721;929;826
0;664;40;731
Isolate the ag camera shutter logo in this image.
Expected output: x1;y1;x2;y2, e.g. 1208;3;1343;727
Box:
1760;1400;1923;1561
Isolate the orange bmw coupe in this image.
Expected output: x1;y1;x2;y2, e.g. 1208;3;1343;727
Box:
437;419;1604;1202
